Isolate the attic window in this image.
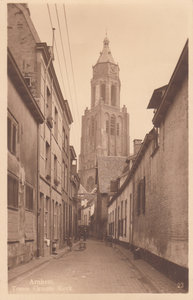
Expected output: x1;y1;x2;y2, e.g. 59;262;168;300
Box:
24;77;31;87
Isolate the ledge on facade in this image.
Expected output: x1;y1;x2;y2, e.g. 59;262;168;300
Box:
8;48;45;124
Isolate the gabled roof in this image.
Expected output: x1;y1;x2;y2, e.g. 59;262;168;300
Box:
108;129;155;207
97;156;127;194
8;48;44;124
36;42;73;125
97;37;115;64
78;184;88;195
147;85;168;109
152;40;188;127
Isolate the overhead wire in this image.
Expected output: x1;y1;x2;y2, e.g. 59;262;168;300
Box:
54;4;76;120
63;4;80;126
47;4;67;99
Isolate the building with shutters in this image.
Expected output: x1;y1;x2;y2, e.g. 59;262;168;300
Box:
7;48;44;269
7;3;79;267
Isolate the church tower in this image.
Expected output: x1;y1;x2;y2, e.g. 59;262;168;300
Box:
79;36;130;192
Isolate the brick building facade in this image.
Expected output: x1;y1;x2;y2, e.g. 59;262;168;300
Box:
7;3;79;267
8;49;44;268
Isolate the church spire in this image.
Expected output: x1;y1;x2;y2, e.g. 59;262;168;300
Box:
97;36;115;64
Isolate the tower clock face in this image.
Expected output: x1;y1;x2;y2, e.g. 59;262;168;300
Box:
110;65;116;73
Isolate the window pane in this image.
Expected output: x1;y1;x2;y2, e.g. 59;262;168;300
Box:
7;117;11;152
26;185;33;211
8;175;18;208
12;124;16;154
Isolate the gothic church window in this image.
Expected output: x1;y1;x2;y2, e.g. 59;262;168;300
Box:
111;85;116;106
106;120;109;133
110;115;116;135
100;84;106;102
91;117;94;136
117;123;119;136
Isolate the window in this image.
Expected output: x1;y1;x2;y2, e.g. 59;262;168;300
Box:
100;84;106;101
7;114;17;155
125;200;127;236
137;177;146;216
8;174;18;208
91;117;94;136
142;177;146;214
54;155;57;181
106;120;109;133
117;123;119;136
111;85;116;106
110;115;116;135
65;135;68;152
54;107;58;139
121;201;123;236
25;184;33;211
65;164;68;191
46;87;52;118
118;206;120;236
54;202;58;239
62;161;65;190
44;197;50;238
62;128;65;149
45;142;51;179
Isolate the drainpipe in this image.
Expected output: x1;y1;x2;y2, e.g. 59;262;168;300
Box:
45;28;55;255
115;197;118;242
37;124;40;257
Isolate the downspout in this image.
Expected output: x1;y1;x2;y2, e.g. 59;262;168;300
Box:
37;123;40;257
115;197;118;242
44;28;55;254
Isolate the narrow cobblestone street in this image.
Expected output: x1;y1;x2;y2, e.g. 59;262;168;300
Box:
8;239;183;294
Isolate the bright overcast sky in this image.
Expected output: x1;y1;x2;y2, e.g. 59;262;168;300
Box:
28;0;189;160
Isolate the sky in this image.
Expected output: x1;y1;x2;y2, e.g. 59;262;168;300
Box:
28;0;189;159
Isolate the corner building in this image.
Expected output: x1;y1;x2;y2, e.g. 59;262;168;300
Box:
79;37;130;192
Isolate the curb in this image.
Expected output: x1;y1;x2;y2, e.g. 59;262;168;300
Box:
8;258;51;283
8;241;79;283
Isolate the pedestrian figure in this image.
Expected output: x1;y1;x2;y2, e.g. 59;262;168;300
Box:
83;228;87;241
67;236;72;251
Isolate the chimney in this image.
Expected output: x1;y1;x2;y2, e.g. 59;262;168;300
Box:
133;139;142;155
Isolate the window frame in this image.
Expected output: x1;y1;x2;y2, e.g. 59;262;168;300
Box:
7;113;18;156
8;173;19;209
25;183;34;212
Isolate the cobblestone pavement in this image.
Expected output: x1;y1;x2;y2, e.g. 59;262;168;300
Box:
8;239;183;294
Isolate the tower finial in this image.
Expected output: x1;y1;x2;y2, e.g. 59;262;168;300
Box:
105;28;108;38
